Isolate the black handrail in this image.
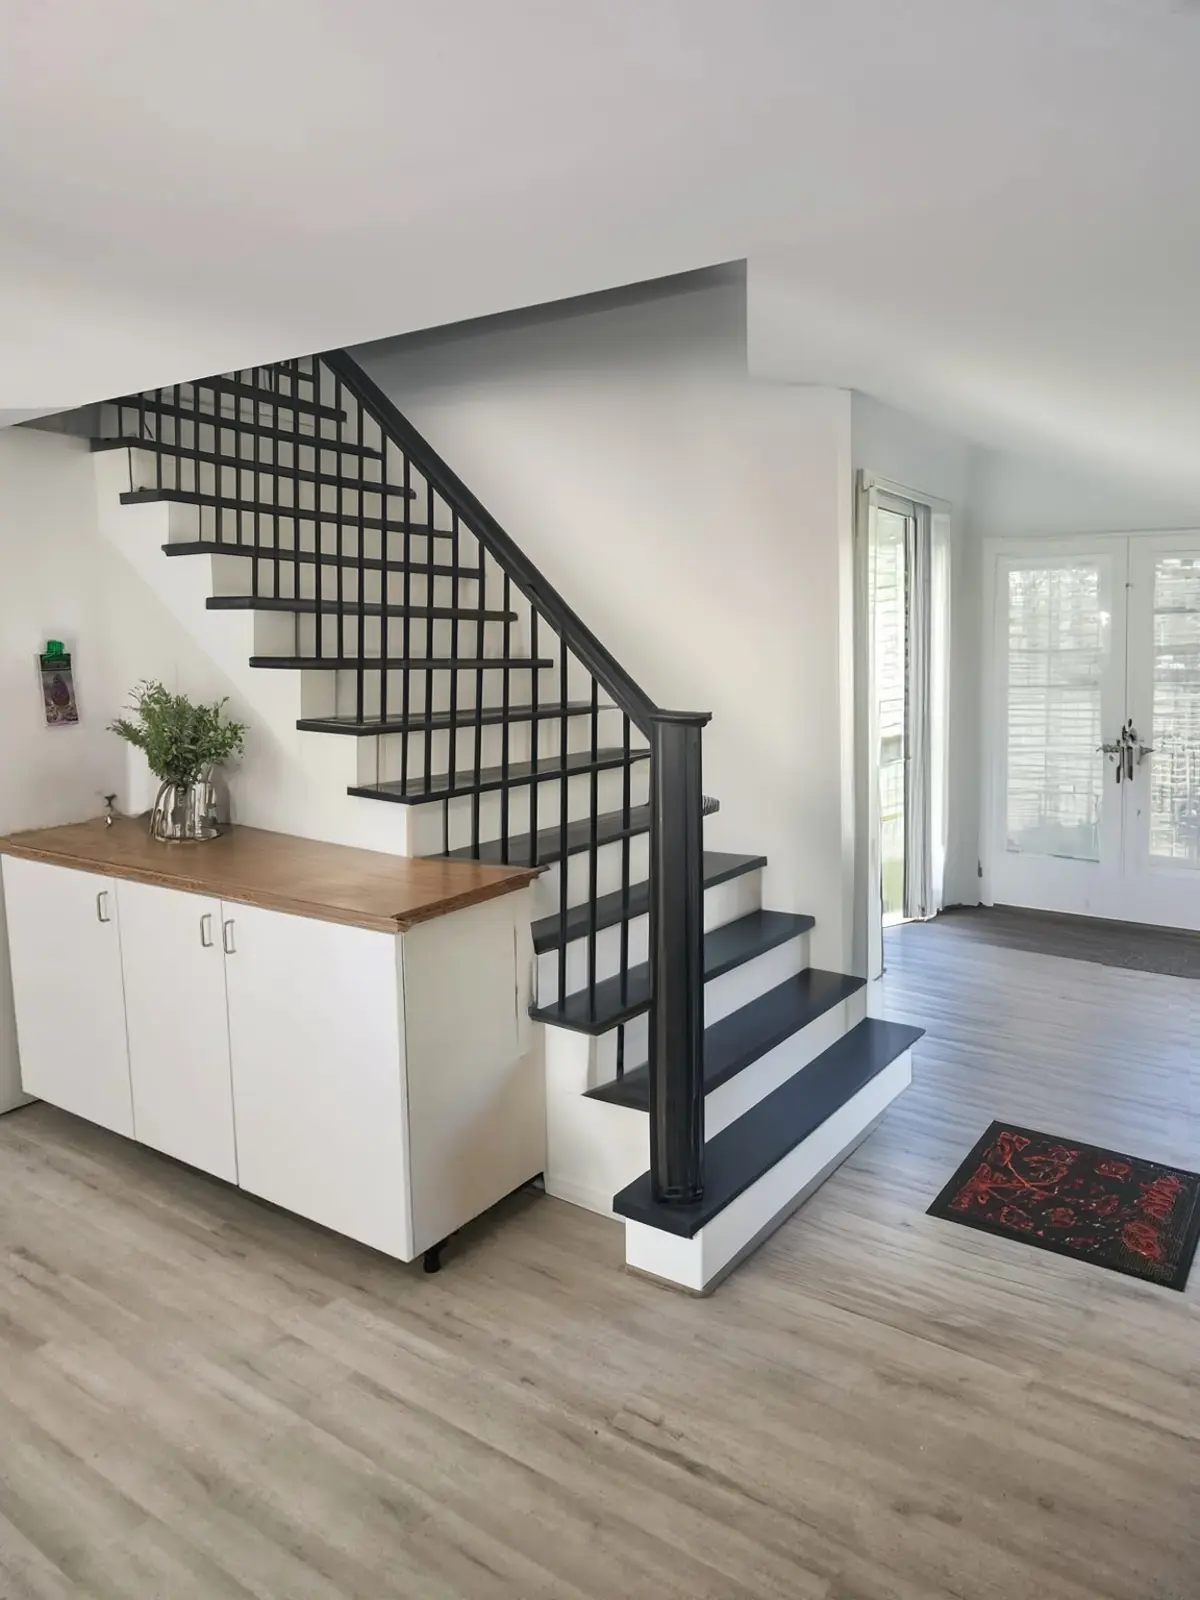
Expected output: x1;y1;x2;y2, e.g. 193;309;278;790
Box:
321;348;664;741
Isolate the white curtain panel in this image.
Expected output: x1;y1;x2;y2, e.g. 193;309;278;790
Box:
904;507;933;921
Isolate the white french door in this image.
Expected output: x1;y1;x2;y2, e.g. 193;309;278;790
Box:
987;534;1200;930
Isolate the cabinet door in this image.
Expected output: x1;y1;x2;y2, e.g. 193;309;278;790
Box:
223;902;412;1259
0;857;133;1136
117;880;237;1182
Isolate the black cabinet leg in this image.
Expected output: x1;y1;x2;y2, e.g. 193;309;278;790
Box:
423;1240;447;1274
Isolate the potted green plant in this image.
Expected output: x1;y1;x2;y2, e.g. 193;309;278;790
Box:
110;681;247;842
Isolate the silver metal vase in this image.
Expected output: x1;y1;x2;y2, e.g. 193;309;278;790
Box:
148;773;222;842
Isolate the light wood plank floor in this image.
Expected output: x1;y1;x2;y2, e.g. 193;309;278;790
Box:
0;921;1196;1599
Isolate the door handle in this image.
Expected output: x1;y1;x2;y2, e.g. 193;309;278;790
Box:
96;890;111;924
200;913;214;948
222;918;236;955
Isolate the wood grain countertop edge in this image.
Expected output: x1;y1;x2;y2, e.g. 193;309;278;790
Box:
0;827;541;936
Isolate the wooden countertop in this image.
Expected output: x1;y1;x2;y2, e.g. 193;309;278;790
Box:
0;818;539;935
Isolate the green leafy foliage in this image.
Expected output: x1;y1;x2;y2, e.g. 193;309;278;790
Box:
109;681;246;785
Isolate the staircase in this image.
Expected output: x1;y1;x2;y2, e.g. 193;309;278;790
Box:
93;351;921;1293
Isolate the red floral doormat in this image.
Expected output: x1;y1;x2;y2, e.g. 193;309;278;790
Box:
928;1122;1200;1290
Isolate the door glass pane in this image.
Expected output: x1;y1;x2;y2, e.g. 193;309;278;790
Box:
1149;556;1200;861
874;508;907;919
1005;564;1108;861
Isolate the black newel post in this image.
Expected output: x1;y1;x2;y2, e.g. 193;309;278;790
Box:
647;710;710;1204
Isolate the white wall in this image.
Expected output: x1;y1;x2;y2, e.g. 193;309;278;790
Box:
850;394;981;908
969;445;1200;538
0;431;130;1109
356;276;859;971
0;428;304;1107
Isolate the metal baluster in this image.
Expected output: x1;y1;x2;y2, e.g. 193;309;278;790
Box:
587;677;600;1006
401;452;412;792
472;538;486;854
252;371;261;582
529;609;540;866
620;712;632;1005
448;509;460;800
354;390;365;725
214;377;224;553
500;572;512;862
424;478;436;796
557;636;570;1005
379;415;389;727
332;370;343;667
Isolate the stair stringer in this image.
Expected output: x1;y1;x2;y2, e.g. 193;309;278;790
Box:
93;449;411;853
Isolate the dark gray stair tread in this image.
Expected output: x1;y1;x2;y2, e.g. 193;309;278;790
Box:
207;595;513;622
530;851;766;954
445;803;653;867
163;539;474;579
100;436;412;497
298;701;600;736
99;407;384;457
349;747;649;806
122;489;422;528
175;377;344;421
587;968;865;1110
530;909;814;1036
250;655;552;671
612;1018;924;1237
444;797;718;869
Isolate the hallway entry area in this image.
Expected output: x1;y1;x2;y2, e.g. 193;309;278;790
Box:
0;916;1193;1599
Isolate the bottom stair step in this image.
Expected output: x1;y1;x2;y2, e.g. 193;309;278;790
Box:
612;1017;923;1241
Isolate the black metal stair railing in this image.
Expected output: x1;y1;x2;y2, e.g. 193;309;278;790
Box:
110;349;710;1205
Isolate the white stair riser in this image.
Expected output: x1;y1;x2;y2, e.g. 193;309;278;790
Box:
703;931;809;1029
541;990;871;1217
369;716;649;784
706;986;866;1134
208;555;483;610
622;1051;914;1292
127;451;413;501
534;835;650;914
534;869;763;1004
541;928;811;1092
282;662;552;721
405;763;651;854
118;419;467;537
360;715;638;787
277;612;511;660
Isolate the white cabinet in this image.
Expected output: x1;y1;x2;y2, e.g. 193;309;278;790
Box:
223;902;412;1258
118;880;237;1183
0;857;134;1137
0;849;543;1264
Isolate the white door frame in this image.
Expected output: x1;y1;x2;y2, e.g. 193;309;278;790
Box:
1123;531;1200;931
856;472;951;981
981;529;1200;927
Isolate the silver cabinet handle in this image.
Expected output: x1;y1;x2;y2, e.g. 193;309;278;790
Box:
96;890;111;924
222;918;236;955
200;913;214;948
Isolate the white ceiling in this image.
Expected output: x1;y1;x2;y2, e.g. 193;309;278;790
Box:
3;0;1199;488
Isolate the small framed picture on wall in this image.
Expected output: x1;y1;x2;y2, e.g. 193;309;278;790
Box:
38;642;79;728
